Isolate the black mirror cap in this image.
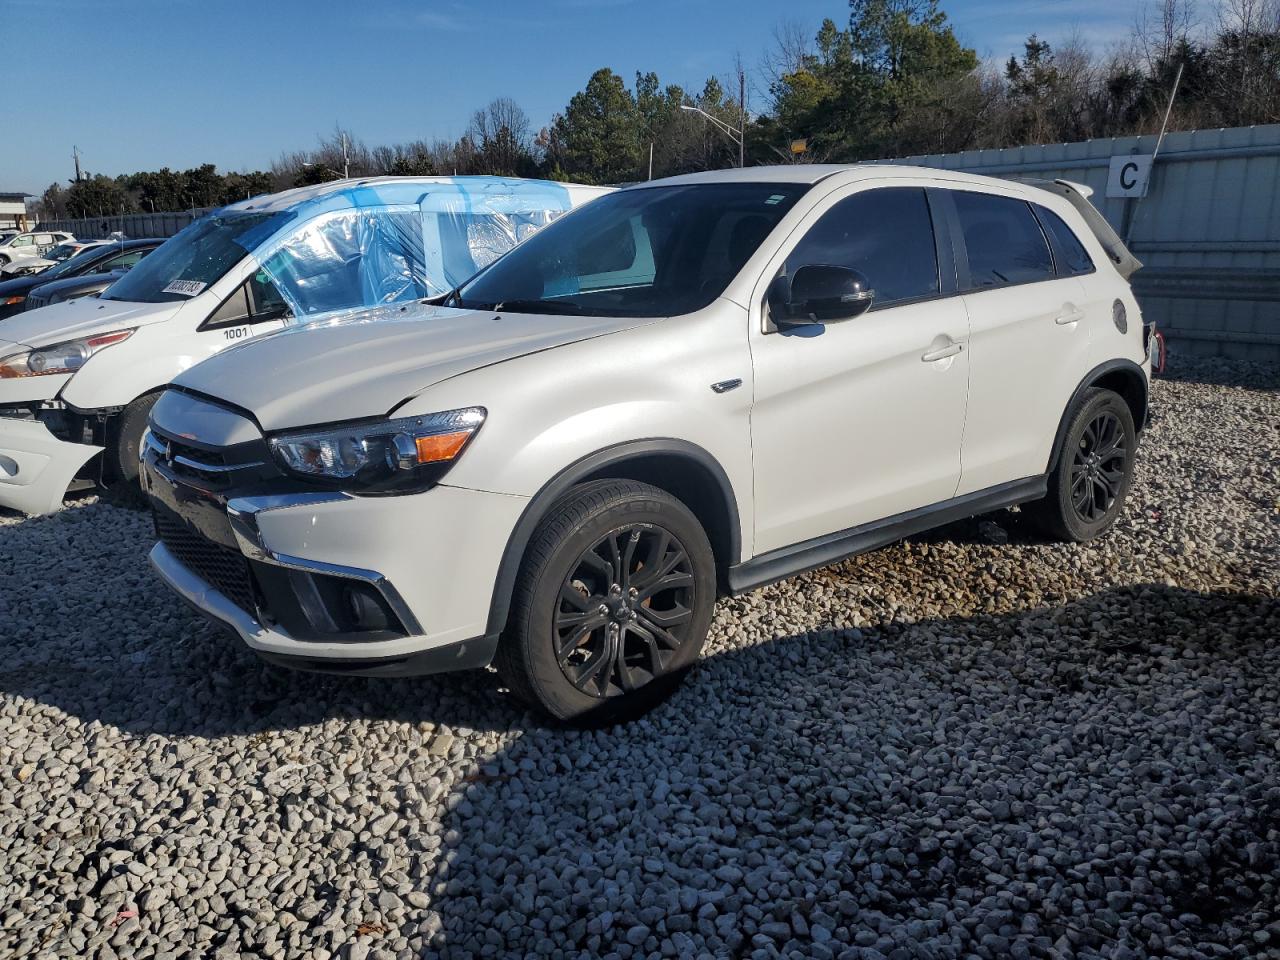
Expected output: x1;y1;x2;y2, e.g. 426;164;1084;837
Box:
775;264;874;325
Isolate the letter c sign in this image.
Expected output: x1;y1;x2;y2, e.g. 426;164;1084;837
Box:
1107;155;1154;198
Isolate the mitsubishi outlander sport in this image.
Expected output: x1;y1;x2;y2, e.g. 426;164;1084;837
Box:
142;165;1155;721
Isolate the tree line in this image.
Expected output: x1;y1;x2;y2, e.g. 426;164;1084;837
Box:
35;0;1280;220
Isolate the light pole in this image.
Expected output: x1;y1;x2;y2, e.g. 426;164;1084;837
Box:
680;104;744;168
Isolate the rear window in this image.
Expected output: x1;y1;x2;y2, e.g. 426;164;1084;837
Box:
1036;206;1094;276
954;192;1054;289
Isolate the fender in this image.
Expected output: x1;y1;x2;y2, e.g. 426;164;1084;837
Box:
1046;358;1149;474
483;438;741;638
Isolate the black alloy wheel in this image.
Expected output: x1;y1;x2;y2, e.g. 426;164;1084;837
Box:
1025;386;1137;543
554;524;697;698
1070;409;1128;523
496;479;716;723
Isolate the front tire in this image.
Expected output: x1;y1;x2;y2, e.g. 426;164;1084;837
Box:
495;479;716;723
102;392;160;499
1026;387;1136;542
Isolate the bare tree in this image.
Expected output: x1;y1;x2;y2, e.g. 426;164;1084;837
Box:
468;98;534;175
760;19;815;109
1135;0;1198;72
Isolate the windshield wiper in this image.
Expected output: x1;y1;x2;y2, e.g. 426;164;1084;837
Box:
488;299;584;315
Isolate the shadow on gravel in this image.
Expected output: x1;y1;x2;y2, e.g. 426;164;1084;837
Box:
417;584;1280;959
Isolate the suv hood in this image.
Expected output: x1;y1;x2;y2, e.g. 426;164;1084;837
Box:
175;303;652;431
0;296;182;351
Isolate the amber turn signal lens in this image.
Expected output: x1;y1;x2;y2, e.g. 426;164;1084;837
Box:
414;430;472;464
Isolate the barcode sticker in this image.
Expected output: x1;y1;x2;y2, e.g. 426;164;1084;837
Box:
162;279;207;297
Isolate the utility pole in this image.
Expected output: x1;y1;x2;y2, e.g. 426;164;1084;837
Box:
341;131;350;179
680;105;744;169
738;65;746;170
648;142;654;181
72;146;82;182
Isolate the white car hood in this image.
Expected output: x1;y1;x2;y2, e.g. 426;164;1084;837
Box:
0;297;181;351
174;303;653;431
1;257;53;275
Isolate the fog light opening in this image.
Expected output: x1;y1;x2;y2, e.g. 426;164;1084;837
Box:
344;583;394;632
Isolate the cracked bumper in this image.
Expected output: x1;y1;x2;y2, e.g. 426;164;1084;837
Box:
0;416;101;515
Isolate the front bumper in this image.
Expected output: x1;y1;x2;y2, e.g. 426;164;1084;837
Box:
142;435;525;675
0;415;101;515
149;540;498;676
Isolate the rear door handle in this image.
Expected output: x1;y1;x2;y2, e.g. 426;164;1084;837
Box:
1055;306;1085;325
921;341;963;362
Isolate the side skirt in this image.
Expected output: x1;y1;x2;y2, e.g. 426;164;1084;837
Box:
726;475;1048;595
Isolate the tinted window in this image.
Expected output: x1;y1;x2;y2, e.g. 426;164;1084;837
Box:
100;249;148;271
954;192;1054;289
784;188;938;307
454;183;807;318
1036;206;1094;276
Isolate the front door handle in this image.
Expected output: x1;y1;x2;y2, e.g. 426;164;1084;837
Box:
1055;305;1085;325
921;341;963;362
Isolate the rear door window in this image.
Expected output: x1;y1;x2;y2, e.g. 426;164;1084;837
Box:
783;187;939;308
953;192;1054;289
1035;206;1095;276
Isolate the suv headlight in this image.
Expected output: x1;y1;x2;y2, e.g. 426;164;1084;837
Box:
269;407;486;494
0;329;134;379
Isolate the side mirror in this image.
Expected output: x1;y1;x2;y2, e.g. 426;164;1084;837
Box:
771;264;874;326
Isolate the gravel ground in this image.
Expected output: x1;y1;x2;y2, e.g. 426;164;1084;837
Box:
1;358;1278;960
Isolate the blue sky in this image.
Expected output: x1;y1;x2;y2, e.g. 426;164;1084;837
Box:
8;0;1141;192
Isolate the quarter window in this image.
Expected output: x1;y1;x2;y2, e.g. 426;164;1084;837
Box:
204;272;291;329
783;188;939;308
1036;206;1094;276
953;192;1054;289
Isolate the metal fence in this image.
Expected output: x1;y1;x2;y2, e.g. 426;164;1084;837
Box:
39;208;214;241
878;124;1280;361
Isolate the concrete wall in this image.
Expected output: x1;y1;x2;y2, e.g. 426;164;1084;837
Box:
878;124;1280;361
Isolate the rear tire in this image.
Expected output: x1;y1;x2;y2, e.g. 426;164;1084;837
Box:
495;479;716;724
102;392;159;500
1026;387;1136;542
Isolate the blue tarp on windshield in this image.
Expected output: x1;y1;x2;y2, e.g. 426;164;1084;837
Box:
223;177;578;322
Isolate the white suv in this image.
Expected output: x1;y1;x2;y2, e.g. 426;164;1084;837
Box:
143;165;1154;722
0;230;75;266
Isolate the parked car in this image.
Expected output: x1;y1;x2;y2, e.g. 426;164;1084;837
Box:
0;239;108;278
0;230;75;266
0;239;163;319
137;165;1155;721
24;262;154;310
0;176;608;514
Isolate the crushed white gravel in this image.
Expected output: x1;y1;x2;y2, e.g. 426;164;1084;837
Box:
1;358;1278;960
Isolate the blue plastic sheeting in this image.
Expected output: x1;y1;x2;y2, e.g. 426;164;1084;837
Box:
222;177;577;323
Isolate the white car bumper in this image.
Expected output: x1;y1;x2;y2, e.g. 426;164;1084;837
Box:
0;416;101;515
146;471;527;675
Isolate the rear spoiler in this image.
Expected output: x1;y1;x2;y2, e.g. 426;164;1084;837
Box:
1019;178;1143;279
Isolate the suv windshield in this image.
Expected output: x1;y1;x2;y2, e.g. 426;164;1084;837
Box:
452;182;807;318
102;212;290;304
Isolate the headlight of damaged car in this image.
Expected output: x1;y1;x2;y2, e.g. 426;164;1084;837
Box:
0;329;134;379
269;407;486;494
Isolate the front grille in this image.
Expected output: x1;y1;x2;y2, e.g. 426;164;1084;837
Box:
155;511;258;617
24;295;48;311
147;425;272;491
